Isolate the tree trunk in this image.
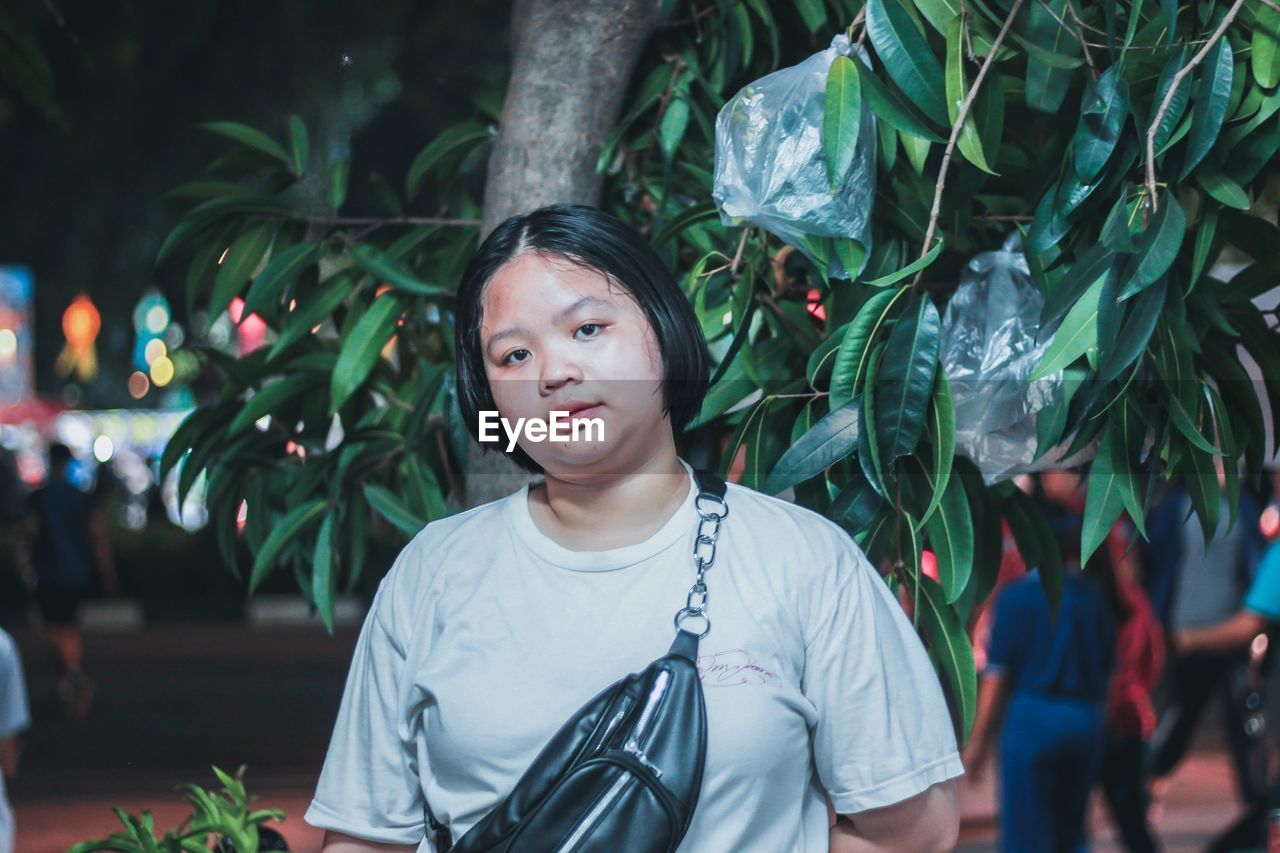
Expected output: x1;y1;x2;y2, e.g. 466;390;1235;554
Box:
466;0;664;507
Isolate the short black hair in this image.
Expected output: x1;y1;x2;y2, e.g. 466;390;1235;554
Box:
454;204;711;473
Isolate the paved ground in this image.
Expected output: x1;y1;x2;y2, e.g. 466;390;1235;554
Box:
3;622;1251;852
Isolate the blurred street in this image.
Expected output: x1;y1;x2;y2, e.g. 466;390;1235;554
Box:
2;621;1249;852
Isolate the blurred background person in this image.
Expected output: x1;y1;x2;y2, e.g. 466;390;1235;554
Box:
1144;467;1266;810
0;625;30;853
19;443;117;718
963;469;1118;852
1173;470;1280;852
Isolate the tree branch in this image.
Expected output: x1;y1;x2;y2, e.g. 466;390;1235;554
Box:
1060;0;1098;78
912;0;1025;289
1143;0;1246;214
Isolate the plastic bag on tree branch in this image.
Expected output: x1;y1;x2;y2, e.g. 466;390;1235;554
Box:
712;34;876;279
940;234;1073;484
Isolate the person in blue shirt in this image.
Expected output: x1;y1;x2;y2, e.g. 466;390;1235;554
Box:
1176;505;1280;852
21;443;116;717
964;471;1119;853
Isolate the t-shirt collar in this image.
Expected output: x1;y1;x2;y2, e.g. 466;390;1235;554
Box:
505;459;698;572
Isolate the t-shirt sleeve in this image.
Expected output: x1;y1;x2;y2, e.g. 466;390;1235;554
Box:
0;630;30;741
305;562;427;845
802;542;964;815
1244;541;1280;621
984;584;1021;677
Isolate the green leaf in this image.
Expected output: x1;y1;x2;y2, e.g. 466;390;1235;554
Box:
945;19;996;174
159;406;222;479
834;238;868;280
330;294;402;413
1182;442;1222;546
828;468;884;535
659;75;692;162
912;0;962;32
248;499;327;594
1040;244;1113;335
865;238;944;287
824;56;863;191
866;0;949;126
270;272;358;357
1082;423;1128;566
229;375;320;435
1073;65;1131;184
1123;191;1185;295
1114;400;1149;537
287;114;309;175
1149;49;1191;154
349;244;451;297
241;241;323;320
906;571;977;740
795;0;827;32
900;131;932;176
328;160;349;211
1032;272;1104;379
311;512;336;631
1167;391;1217;454
209;224;273;327
873;294;940;461
1253;0;1280;89
924;473;973;604
854;58;947;142
1190;205;1220;289
405;122;491;198
363;483;426;538
1181;37;1234;178
1100;275;1167;381
1023;0;1078;113
921;370;955;528
202;120;291;166
764;397;861;494
1195;165;1250;209
830;288;904;406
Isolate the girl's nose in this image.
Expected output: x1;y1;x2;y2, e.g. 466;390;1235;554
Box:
539;344;583;394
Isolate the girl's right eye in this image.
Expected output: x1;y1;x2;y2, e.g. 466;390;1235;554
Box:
502;349;530;366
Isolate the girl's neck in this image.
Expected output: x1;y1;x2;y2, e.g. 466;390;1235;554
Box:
528;449;690;551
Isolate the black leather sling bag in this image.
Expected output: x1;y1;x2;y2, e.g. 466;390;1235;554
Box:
430;469;728;852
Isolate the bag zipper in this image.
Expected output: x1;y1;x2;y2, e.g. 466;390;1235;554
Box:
622;669;670;777
553;772;630;853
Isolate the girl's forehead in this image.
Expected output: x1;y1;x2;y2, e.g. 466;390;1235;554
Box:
481;252;631;312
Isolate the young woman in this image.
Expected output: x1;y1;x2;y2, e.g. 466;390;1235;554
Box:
305;205;963;851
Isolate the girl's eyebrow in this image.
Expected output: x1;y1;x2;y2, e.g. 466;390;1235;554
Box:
484;296;615;357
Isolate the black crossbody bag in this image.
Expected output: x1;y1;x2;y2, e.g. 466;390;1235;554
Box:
429;469;728;853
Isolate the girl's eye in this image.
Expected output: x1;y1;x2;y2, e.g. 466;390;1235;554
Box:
502;348;531;366
575;323;603;339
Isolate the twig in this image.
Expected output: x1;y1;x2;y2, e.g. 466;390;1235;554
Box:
729;229;750;276
1060;0;1098;78
912;0;1026;289
850;6;868;47
1144;0;1246;213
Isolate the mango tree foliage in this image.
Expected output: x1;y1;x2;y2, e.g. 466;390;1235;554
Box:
160;0;1280;739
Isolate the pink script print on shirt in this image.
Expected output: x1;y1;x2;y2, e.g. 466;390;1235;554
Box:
695;649;780;687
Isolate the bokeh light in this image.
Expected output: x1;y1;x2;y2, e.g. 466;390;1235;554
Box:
149;355;175;386
128;371;150;398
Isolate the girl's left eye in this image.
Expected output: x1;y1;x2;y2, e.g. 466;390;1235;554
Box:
575;322;604;339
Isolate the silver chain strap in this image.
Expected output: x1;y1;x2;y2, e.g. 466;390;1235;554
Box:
673;486;729;639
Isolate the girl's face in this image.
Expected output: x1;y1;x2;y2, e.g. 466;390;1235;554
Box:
478;251;671;477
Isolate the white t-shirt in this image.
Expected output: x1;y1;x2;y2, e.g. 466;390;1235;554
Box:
0;628;30;853
306;462;963;850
